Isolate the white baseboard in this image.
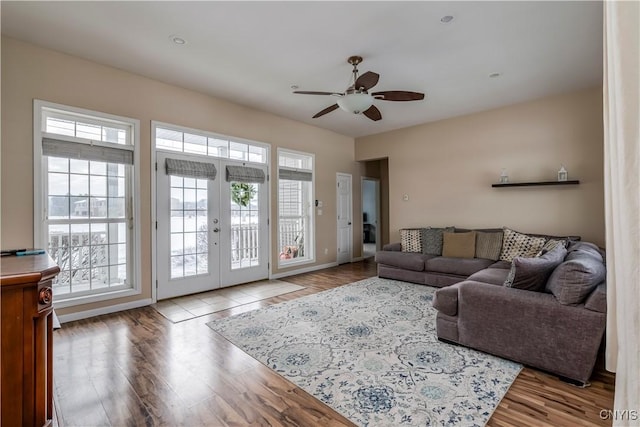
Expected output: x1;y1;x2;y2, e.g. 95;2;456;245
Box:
56;298;154;324
270;262;338;280
351;256;364;262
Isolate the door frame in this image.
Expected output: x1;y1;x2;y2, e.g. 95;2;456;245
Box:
336;172;353;264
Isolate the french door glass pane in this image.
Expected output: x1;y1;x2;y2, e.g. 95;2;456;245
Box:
170;177;208;278
230;181;260;269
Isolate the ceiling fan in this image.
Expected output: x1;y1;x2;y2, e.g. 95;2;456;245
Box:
293;55;425;121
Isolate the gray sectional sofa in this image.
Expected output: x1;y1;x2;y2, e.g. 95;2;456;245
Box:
375;228;607;385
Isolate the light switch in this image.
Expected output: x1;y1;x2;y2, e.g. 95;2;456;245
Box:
317;209;323;216
403;194;409;201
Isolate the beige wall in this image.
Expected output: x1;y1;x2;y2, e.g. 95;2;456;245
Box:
1;37;362;316
355;87;605;246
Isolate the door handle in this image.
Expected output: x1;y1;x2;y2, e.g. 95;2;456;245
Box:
348;222;352;225
213;228;219;233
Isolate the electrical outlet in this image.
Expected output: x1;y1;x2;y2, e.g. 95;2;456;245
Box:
317;209;323;216
403;194;410;201
324;248;328;255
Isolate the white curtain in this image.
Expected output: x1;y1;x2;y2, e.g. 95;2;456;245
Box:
603;0;640;424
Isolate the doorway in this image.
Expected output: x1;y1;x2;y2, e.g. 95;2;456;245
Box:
362;177;380;258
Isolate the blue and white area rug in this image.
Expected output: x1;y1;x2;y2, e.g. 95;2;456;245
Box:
207;277;522;426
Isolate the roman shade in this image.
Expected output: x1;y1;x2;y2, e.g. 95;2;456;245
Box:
165;158;217;180
278;168;312;182
42;136;133;165
225;165;266;183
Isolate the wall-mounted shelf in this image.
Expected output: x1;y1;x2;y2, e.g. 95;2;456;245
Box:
492;180;580;188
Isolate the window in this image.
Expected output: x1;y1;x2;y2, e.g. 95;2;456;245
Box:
278;149;314;266
154;123;267;164
34;101;140;306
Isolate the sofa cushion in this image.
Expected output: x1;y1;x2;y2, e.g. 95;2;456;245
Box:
546;257;606;305
488;260;511;269
426;257;494;276
475;231;503;261
421;227;454;255
503;244;567;291
499;228;546;262
400;228;423;252
375;251;431;271
442;231;476;258
467;267;510;285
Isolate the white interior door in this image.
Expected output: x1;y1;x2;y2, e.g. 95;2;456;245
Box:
219;162;269;287
156;152;220;300
337;173;352;264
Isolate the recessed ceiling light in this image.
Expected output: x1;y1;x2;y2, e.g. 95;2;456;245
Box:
170;35;187;45
440;15;454;24
489;72;502;78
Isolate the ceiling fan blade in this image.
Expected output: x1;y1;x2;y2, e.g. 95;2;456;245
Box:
363;105;382;121
354;71;380;91
294;91;343;96
312;104;340;118
372;91;425;101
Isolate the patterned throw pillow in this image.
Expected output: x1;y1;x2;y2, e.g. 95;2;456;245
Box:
475;231;503;261
400;229;422;252
499;228;546;262
539;238;567;254
421;227;454;255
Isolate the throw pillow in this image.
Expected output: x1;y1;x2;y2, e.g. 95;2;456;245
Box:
442;231;476;259
400;229;422;252
499;228;546;262
421;227;454;255
565;241;604;263
504;244;567;291
540;238;567;254
546;257;606;305
475;231;503;261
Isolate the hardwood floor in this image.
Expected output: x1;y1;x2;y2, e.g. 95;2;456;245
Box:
53;259;614;426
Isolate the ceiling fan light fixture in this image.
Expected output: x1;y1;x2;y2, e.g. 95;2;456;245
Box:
337;93;374;114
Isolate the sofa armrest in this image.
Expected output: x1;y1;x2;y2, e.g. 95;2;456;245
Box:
382;242;402;251
584;282;607;313
432;284;461;316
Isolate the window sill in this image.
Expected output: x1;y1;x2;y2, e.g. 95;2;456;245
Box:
53;286;141;309
277;257;316;270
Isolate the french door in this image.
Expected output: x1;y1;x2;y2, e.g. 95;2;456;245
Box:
156;152;268;300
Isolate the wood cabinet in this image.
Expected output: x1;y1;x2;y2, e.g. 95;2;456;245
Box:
1;254;59;427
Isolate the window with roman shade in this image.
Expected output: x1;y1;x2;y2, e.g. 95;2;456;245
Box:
277;149;314;266
34;101;140;306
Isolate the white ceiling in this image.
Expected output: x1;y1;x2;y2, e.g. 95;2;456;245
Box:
1;1;603;138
